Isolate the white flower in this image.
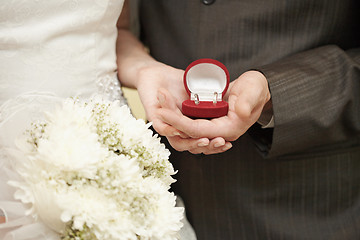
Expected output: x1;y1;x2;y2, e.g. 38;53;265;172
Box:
9;96;184;240
37;100;108;176
9;180;66;232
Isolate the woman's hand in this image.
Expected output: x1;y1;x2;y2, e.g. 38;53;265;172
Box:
136;62;232;154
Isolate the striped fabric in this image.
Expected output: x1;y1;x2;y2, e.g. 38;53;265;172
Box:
139;0;360;239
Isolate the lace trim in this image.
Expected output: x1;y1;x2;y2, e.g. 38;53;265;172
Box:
96;74;127;105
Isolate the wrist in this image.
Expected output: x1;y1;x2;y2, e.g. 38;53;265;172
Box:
248;70;271;100
135;61;166;88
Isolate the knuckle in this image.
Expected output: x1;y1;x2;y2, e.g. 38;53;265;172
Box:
227;134;239;141
186;121;202;138
153;125;165;136
168;139;186;152
238;104;252;118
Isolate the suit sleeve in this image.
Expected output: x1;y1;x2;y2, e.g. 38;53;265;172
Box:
255;45;360;157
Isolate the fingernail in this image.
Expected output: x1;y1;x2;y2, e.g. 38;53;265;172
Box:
158;92;166;104
173;131;181;136
222;143;232;151
198;142;209;147
214;143;225;148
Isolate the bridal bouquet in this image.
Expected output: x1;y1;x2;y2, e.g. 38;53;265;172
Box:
8;97;183;240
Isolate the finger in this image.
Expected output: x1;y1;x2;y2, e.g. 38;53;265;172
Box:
209;137;226;148
203;138;232;154
187;139;233;155
230;76;269;120
157;108;238;140
178;131;190;139
152;118;189;138
157;88;182;113
233;94;263;123
229;88;256;119
156;89;190;137
167;136;210;152
188;148;205;155
198;142;233;155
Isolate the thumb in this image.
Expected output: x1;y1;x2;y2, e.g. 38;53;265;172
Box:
157;88;180;111
156;88;188;137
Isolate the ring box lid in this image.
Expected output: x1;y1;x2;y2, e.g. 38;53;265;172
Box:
184;58;230;102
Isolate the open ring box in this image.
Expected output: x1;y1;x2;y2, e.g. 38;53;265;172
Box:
182;58;230;119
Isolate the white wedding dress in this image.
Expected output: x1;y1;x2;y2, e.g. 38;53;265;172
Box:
0;1;196;239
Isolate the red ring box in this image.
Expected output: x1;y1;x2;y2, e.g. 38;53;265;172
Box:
182;58;229;118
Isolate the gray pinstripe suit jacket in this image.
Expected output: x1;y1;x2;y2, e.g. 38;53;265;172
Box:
138;0;360;239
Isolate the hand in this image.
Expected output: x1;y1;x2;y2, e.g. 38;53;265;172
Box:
156;88;233;154
156;70;271;142
116;28;231;154
136;62;231;154
135;61;186;126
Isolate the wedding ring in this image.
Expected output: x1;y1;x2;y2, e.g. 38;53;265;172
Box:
194;93;200;105
213;92;218;104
